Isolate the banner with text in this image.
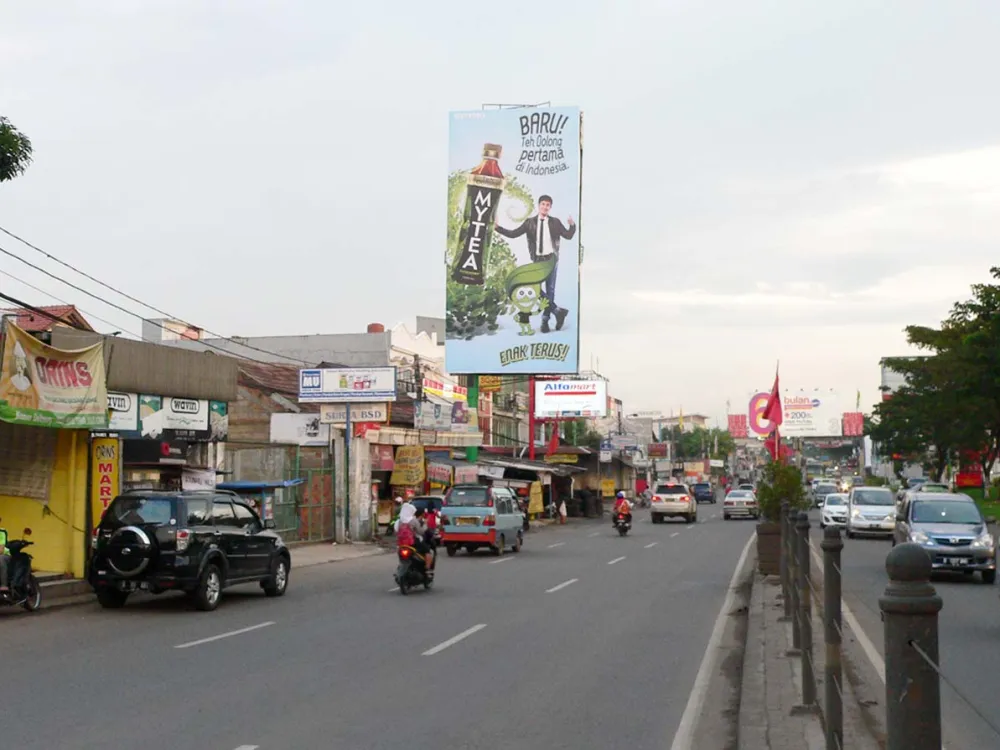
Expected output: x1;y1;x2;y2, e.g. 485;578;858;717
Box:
533;379;608;418
445;107;582;374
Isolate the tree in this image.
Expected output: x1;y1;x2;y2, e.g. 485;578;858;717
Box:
658;426;736;461
0;117;33;183
756;459;807;520
563;419;602;449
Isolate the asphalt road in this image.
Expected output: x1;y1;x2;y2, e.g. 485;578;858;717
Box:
809;512;1000;749
4;503;754;750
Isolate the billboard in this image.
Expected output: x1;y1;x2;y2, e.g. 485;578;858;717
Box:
748;389;843;438
298;367;397;403
444;106;582;374
727;414;749;438
534;379;607;418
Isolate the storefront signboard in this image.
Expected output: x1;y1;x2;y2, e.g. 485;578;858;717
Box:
108;392;139;431
319;402;388;424
534;379;608;418
0;321;107;428
390;445;425;486
427;463;452;484
298;367;398;403
454;464;479;484
544;453;578;464
371;444;395;472
182;468;216;491
90;436;121;530
269;413;331;447
110;394;227;441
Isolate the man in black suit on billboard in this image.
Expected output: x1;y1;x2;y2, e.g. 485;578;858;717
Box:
494;194;576;333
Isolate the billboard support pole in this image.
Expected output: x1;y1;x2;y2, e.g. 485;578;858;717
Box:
528;376;537;461
467;376;479;463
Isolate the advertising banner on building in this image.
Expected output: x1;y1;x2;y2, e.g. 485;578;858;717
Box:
842;412;864;437
90;436;120;530
269;413;331;446
298;367;397;403
727;413;749;438
534;379;608;418
647;443;668;458
478;375;504;393
444;107;582;375
390;445;425;486
0;322;107;428
748;389;843;438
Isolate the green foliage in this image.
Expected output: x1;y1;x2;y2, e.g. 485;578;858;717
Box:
755;460;807;521
445;172;534;340
658;425;735;460
0;117;33;183
562;419;603;449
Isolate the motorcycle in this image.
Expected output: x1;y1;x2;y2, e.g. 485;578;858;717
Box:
0;527;42;612
615;513;631;537
394;544;434;595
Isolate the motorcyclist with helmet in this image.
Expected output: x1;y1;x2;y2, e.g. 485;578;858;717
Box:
613;491;632;527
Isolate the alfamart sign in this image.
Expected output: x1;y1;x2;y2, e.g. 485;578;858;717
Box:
534;379;608;418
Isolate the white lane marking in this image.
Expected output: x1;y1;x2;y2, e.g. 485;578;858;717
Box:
489;556;514;564
548;542;565;548
422;624;488;656
388;587;399;592
670;532;680;538
545;578;578;593
608;556;626;565
644;542;658;549
588;531;600;537
670;533;754;750
233;746;260;750
174;621;276;650
808;543;885;684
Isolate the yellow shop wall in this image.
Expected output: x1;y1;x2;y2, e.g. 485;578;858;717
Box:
0;430;89;578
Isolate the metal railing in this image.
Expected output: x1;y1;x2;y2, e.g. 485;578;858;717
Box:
779;502;1000;749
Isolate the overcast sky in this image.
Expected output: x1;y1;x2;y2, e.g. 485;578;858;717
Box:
3;0;999;422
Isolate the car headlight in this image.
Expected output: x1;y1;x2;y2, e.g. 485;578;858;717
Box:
910;530;930;544
972;531;994;549
851;507;861;518
884;514;894;522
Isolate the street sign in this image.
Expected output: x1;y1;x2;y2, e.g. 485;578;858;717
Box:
599;449;612;463
600;439;613;451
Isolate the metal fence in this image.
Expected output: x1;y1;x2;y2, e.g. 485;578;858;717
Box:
779;503;1000;749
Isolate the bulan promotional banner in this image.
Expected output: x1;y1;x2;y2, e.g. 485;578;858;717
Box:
534;380;608;418
444;107;582;375
748;390;843;438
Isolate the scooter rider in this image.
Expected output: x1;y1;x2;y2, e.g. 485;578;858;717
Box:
613;491;632;527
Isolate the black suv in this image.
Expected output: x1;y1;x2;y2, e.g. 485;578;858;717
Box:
89;490;291;611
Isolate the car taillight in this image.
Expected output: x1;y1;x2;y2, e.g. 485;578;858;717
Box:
483;514;496;526
176;529;191;552
724;500;734;506
680;496;690;503
653;495;661;502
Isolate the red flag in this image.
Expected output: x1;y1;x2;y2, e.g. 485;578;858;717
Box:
545;423;560;457
763;368;782;430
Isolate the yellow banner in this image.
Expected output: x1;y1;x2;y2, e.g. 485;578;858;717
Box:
0;322;107;428
528;481;544;514
90;436;121;530
601;479;616;497
544;453;578;464
479;375;503;393
390;445;425;486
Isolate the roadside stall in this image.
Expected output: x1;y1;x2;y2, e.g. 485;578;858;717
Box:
215;478;305;537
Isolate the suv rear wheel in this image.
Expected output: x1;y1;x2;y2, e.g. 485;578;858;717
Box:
191;563;223;611
96;588;129;609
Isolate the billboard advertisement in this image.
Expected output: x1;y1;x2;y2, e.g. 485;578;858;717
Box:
748;390;843;438
727;414;749;438
534;379;607;418
298;367;397;403
444;106;582;374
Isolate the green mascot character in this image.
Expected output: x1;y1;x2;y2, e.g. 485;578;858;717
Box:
505;257;556;336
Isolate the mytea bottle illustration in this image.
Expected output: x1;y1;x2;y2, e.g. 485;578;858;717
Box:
451;143;506;285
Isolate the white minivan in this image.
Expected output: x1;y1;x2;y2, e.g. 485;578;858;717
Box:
846;486;896;538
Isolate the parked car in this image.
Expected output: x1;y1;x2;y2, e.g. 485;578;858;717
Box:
441;484;523;556
893;492;996;583
691;482;715;504
89;490;290;611
819;493;849;529
722;490;758;520
650;482;697;524
845;487;896;539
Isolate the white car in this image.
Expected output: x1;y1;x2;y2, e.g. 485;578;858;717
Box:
846;486;896;538
819;493;849;529
650;482;697;524
723;489;759;520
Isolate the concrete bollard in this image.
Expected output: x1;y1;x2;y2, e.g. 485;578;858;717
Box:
878;543;943;750
822;527;844;750
780;501;791;619
795;510;816;708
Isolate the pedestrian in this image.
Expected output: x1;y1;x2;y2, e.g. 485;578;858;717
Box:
558;497;567;524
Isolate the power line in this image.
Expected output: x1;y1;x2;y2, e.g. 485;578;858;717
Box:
0;240;303;367
0;269;143;339
0;290;97;333
0;224;311;365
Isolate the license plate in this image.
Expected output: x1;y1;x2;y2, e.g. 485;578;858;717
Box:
944;557;969;566
456;518;477;526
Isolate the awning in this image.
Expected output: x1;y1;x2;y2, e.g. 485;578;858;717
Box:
478;456;585;477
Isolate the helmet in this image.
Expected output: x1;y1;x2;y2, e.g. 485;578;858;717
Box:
616;491;625;499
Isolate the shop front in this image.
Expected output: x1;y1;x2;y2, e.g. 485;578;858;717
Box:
477;456;584;517
0;323;106;577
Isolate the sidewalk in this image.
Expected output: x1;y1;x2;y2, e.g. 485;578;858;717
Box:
290;541;387;568
739;572;880;750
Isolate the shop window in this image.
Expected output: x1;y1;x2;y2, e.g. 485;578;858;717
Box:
0;422;56;501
